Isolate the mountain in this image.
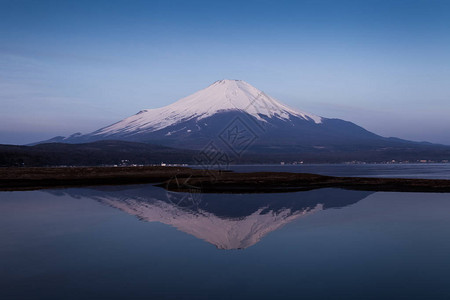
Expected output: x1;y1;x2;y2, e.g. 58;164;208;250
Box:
50;185;372;249
41;79;324;147
35;79;450;163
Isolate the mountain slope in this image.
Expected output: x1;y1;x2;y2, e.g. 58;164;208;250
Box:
34;79;450;162
91;79;322;137
39;79;327;145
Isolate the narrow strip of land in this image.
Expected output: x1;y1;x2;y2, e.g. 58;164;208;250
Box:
0;166;205;191
1;166;450;193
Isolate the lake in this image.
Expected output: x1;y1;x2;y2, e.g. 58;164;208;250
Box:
227;163;450;179
1;164;450;299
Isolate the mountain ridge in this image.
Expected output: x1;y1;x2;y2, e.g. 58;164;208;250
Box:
31;79;450;163
36;79;325;145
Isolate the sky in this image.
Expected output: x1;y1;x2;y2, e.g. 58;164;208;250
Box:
1;0;450;145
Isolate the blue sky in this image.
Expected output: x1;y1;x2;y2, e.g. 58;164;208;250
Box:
1;0;450;145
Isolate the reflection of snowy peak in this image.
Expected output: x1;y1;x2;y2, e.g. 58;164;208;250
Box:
97;195;322;249
51;186;372;250
93;80;322;137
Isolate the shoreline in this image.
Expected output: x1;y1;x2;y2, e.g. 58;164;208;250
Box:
2;166;450;193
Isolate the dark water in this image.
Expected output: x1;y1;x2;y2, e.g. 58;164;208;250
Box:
2;165;450;299
226;163;450;179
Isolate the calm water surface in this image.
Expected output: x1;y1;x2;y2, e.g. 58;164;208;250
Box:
227;163;450;179
1;165;450;299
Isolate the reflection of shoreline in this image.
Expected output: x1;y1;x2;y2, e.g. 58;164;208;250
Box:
49;186;373;249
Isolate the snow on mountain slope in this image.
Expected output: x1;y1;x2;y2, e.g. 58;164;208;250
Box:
92;79;322;137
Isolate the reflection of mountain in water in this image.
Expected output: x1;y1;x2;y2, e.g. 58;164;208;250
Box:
49;186;373;249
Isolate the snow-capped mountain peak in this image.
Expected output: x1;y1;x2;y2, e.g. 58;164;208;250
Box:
93;79;322;136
